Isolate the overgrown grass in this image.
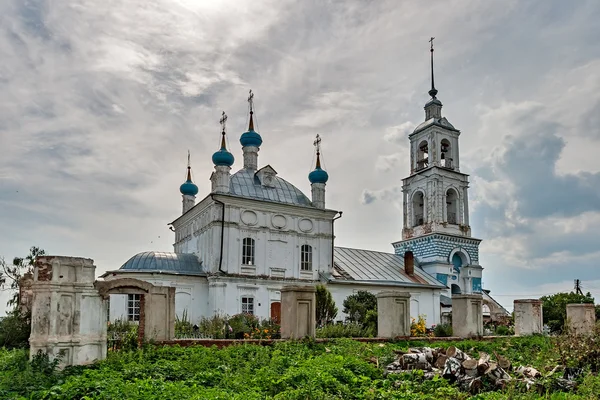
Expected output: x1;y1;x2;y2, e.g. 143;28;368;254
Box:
0;336;598;399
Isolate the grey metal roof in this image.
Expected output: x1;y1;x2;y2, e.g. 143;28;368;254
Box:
119;252;205;275
440;295;452;306
229;168;312;207
331;247;444;287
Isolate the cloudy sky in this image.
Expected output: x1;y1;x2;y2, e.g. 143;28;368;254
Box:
1;0;599;313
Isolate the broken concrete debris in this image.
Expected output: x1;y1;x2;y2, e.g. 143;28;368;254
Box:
385;346;573;394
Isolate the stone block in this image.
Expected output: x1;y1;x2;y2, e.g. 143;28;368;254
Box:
514;299;543;336
376;291;411;338
30;256;107;367
452;294;483;338
566;304;596;335
280;285;316;339
144;287;176;341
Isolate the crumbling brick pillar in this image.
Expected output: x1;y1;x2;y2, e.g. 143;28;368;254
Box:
514;299;543;336
376;291;411;338
452;294;483;338
280;286;316;339
30;256;107;366
566;304;596;335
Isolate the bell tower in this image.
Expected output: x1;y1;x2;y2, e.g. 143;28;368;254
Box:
393;39;482;296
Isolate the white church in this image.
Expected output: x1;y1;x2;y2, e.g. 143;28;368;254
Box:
104;50;507;327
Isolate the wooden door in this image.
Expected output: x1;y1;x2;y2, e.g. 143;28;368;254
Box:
270;301;281;323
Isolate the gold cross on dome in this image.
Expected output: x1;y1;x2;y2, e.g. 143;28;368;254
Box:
219;111;227;132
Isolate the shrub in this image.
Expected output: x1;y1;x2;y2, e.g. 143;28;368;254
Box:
174;310;195;337
410;314;428;337
316;322;373;338
198;314;229;338
107;319;138;351
433;323;453;337
495;325;513;336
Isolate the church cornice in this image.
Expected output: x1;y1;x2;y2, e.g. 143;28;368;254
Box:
403;165;470;182
392;232;482;248
211;194;340;219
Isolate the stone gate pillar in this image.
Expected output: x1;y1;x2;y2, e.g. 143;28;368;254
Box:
514;299;543;336
30;256;106;366
566;304;596;335
280;286;316;339
376;291;411;338
452;294;483;338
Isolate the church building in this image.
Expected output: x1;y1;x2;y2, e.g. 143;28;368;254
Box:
103;46;507;327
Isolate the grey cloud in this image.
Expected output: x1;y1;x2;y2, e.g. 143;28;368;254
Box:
498;129;600;219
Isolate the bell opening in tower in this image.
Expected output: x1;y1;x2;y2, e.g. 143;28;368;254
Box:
412;191;425;227
416;141;429;171
440;139;453;169
446;188;458;225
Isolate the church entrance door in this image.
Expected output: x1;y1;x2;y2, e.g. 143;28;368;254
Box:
270;301;281;323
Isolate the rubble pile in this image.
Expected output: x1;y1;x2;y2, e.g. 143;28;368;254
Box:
385;346;575;394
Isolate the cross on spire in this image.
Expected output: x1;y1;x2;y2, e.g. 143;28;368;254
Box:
247;89;255;131
313;134;322;168
313;134;321;153
219;111;228;149
248;89;254;112
428;37;438;98
219;111;228;133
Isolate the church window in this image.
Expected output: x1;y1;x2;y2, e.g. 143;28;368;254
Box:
241;296;254;315
446;189;458;224
412;191;425;227
416;141;429;171
127;294;140;322
242;238;255;265
440;139;452;169
452;253;463;273
300;245;313;271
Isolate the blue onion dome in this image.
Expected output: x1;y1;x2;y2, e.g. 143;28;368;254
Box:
180;167;198;196
212;148;234;166
240;111;262;147
180;179;198;196
309;166;329;184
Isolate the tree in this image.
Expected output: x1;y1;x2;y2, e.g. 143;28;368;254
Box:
540;291;595;333
342;290;377;325
315;284;337;326
0;309;31;349
0;246;45;307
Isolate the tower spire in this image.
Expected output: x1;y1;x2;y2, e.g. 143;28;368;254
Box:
248;89;255;131
428;37;438;99
186;150;192;181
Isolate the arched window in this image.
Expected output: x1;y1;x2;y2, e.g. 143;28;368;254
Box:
300;245;312;271
417;141;429;171
451;284;461;295
440;139;452;169
452;253;463;273
242;238;255;265
446;189;458;224
412;191;425;227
